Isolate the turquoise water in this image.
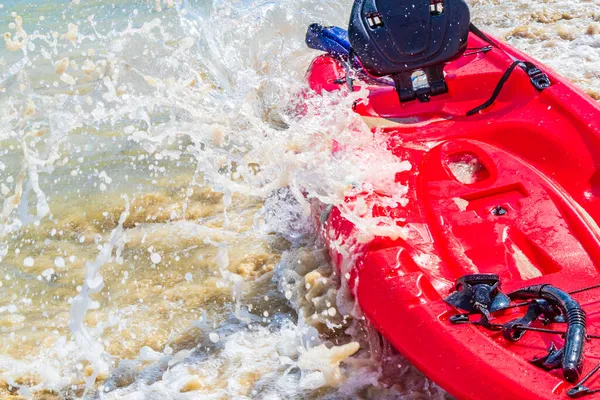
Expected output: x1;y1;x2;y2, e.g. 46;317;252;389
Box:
0;0;599;399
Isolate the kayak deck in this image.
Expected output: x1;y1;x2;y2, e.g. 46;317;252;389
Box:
308;32;600;399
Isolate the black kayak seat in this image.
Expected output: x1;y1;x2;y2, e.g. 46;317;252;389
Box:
348;0;470;102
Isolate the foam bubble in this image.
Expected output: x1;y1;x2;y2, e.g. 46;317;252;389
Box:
150;253;161;264
208;332;220;343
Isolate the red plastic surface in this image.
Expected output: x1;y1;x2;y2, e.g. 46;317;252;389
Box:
308;32;600;399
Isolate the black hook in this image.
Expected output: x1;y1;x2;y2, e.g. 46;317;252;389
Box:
568;362;600;398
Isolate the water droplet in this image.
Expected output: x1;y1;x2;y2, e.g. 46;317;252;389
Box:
151;253;161;264
209;332;220;343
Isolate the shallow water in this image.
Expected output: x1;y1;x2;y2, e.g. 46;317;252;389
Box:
0;0;599;399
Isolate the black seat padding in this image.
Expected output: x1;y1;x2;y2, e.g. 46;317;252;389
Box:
348;0;470;101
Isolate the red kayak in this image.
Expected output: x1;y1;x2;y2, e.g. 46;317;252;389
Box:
305;1;600;399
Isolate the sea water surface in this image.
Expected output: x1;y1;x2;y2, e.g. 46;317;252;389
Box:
0;0;599;399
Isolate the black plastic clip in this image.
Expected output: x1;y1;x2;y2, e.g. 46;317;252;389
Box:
464;46;493;57
449;314;471;324
524;64;551;91
531;342;565;372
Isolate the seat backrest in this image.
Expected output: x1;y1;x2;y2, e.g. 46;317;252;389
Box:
348;0;470;77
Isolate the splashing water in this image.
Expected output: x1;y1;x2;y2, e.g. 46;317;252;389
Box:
0;0;598;398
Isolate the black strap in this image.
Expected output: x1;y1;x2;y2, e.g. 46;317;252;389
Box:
469;23;500;50
466;60;552;116
466;60;522;116
466;24;551;116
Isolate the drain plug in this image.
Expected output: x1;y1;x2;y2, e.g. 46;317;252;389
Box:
492;205;507;216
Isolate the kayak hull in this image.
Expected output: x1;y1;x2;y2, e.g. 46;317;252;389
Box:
308;31;600;399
